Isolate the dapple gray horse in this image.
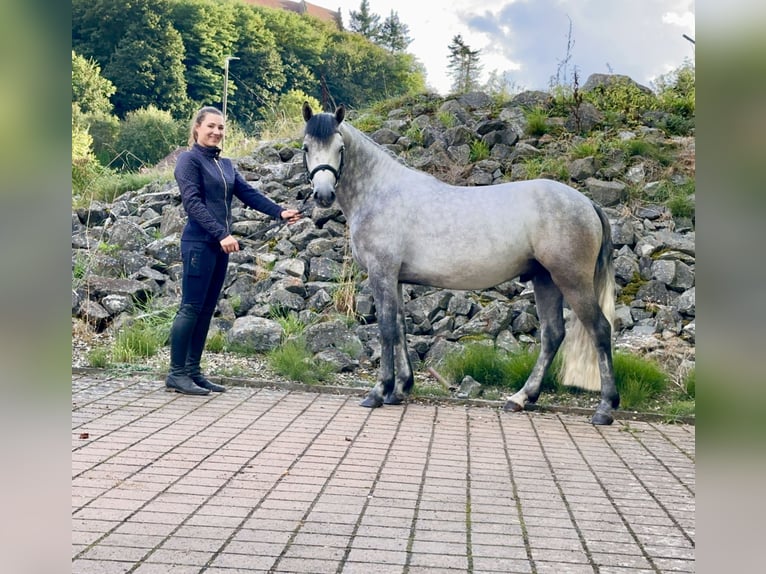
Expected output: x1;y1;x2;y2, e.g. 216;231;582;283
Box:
301;103;619;425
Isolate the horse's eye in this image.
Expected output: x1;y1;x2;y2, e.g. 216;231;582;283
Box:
302;145;308;152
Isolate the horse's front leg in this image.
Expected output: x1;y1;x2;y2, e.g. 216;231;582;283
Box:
360;277;399;408
384;283;413;405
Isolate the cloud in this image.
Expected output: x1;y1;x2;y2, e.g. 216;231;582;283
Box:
461;0;695;91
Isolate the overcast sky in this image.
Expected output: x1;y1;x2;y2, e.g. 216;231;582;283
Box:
322;0;695;94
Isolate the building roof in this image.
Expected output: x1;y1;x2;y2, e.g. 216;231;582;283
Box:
239;0;340;27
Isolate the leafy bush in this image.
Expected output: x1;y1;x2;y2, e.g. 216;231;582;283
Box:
113;105;186;171
583;77;658;126
72;104;105;196
85;112;121;166
654;60;695;118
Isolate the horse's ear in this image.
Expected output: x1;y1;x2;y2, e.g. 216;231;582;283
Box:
335;105;345;124
302;101;313;122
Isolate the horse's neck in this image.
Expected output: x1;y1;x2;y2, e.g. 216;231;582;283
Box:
337;123;405;213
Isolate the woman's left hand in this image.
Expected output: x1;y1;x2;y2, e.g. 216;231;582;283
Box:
280;209;302;224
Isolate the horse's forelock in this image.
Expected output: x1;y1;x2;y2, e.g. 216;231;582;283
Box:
305;112;339;141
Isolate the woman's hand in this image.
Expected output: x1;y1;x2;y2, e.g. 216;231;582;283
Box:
280;209;302;224
219;234;240;253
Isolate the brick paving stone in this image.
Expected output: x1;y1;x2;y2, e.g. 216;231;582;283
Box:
72;373;695;573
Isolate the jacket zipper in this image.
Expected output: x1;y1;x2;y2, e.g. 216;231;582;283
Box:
213;157;230;235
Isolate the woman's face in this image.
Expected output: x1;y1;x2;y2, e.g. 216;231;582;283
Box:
196;113;224;148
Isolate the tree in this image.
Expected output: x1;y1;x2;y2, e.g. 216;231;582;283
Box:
320;31;424;109
348;0;381;41
378;10;412;54
447;35;483;94
71;50;116;115
254;6;331;103
169;0;238;109
104;11;189;118
225;2;287;128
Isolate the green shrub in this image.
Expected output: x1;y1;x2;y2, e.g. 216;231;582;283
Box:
86;111;121;166
654;61;695;118
113;105;186;171
583;77;658;126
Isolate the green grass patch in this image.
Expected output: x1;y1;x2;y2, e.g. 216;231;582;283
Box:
520;156;570;181
110;301;175;363
613;351;668;409
267;339;333;385
524;107;550;136
469;139;490;162
439;343;558;394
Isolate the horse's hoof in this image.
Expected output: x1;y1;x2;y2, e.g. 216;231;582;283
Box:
591;411;614;425
503;399;524;413
383;393;404;405
360;394;384;408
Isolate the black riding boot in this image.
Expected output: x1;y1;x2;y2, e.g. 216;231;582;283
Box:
185;310;225;393
165;304;210;395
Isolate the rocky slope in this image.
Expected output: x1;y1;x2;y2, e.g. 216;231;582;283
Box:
72;82;695;386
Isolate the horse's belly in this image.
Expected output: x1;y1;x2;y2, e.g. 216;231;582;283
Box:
400;248;531;290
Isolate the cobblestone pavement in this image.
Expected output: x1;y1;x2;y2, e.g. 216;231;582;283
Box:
72;373;695;573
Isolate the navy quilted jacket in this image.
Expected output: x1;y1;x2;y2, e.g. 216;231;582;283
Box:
174;143;284;244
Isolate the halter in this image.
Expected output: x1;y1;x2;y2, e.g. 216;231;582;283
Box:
303;140;345;189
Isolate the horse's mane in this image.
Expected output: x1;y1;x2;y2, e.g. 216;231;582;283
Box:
306;111;408;167
305;112;340;141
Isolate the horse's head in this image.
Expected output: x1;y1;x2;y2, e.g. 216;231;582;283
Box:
302;102;346;208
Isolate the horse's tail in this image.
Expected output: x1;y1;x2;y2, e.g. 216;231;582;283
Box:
559;202;615;391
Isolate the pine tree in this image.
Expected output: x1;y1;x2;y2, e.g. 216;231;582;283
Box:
348;0;381;41
447;34;483;94
378;10;412;54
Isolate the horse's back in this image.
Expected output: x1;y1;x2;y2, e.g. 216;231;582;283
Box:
367;178;604;290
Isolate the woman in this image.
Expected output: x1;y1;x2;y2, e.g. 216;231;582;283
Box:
166;106;302;395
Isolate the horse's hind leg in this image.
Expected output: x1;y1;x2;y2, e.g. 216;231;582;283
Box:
504;272;565;413
384;284;414;405
561;290;618;425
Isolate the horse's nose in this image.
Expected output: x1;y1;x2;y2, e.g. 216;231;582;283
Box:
315;188;336;208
